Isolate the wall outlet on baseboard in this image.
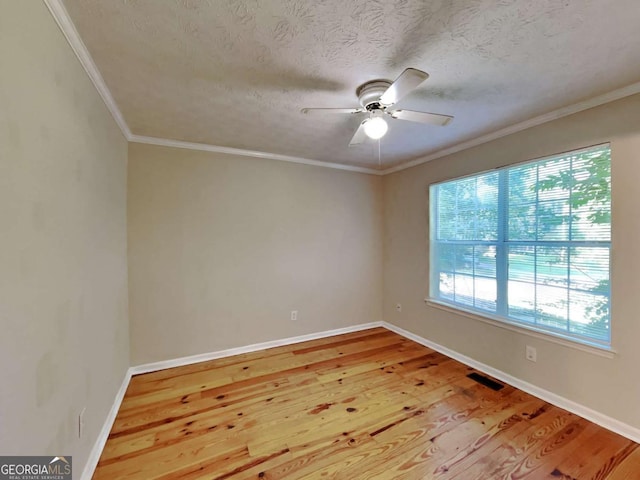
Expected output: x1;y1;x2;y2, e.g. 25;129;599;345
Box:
290;310;298;321
395;303;402;313
78;407;86;439
526;345;537;362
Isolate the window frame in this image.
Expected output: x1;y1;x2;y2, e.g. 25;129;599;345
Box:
428;144;613;352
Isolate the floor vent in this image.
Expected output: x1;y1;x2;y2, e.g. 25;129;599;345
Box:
467;372;505;391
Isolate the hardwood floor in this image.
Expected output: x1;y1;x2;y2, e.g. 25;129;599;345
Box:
94;328;640;479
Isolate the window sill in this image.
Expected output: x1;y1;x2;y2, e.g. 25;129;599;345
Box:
425;298;616;359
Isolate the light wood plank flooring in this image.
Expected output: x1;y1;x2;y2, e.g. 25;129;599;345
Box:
94;328;640;479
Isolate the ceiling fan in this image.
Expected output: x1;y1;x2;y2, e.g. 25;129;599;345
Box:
301;68;454;146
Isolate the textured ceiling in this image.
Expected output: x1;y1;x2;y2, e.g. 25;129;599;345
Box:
62;0;640;170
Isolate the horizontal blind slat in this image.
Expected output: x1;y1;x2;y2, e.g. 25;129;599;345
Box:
430;144;611;346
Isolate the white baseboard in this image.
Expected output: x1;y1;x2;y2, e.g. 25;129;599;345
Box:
81;319;639;480
81;321;384;479
381;321;640;444
81;368;133;480
130;322;384;375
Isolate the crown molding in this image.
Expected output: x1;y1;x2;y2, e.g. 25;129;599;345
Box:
43;0;131;139
43;0;640;177
382;81;640;175
41;0;382;175
129;135;383;175
42;0;383;175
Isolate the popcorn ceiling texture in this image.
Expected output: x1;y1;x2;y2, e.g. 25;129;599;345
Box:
63;0;640;169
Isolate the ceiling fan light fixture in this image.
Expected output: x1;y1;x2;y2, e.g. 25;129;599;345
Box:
363;116;388;139
301;68;453;148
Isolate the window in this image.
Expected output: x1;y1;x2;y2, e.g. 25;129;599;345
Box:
429;144;611;348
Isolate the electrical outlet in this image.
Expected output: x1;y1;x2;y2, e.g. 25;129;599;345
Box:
290;310;298;321
525;345;537;362
78;407;86;439
395;303;402;313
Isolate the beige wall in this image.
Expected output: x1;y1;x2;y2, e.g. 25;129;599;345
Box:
4;2;639;467
383;93;640;429
0;2;129;476
128;144;383;364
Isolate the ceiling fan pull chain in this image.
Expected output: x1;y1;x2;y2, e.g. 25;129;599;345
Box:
300;67;453;154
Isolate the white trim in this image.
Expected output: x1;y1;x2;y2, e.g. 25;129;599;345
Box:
426;299;616;358
41;0;640;178
80;320;639;479
129;135;382;175
43;0;131;139
41;0;379;176
42;0;640;177
382;81;640;175
80;321;384;479
130;322;384;375
382;321;640;444
81;368;132;480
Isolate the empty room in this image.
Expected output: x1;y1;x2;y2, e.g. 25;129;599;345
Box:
3;1;640;479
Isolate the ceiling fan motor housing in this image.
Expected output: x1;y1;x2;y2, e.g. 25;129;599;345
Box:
300;68;452;148
356;80;392;110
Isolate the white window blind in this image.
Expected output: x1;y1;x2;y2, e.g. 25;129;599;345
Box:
429;145;611;347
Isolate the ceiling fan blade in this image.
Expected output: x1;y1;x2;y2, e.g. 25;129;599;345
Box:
389;109;453;126
379;68;429;106
301;108;363;114
349;121;368;146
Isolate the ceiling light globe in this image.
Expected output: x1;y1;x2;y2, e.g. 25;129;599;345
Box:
363;116;388;139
